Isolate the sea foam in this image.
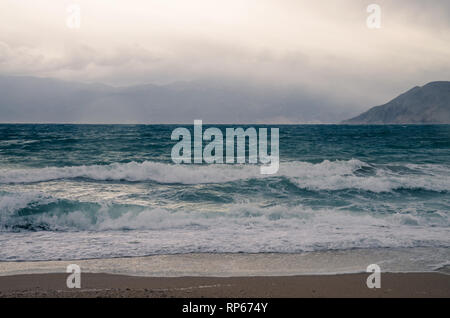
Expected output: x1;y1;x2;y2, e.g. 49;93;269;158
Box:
1;159;449;193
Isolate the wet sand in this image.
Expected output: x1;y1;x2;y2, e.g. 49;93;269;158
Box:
0;272;449;298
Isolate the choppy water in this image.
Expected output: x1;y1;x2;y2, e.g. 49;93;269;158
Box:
0;124;449;265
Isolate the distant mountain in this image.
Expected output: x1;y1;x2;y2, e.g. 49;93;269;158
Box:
0;75;353;124
342;81;450;124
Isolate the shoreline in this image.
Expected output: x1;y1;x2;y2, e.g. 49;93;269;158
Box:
1;248;448;277
1;250;448;297
0;272;449;298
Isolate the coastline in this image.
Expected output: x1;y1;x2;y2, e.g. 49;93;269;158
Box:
0;249;449;298
0;272;449;298
1;248;448;277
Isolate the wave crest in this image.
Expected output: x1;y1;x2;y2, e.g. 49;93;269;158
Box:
0;159;449;192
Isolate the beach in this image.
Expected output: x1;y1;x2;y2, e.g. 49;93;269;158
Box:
1;125;449;299
1;272;449;298
0;251;449;298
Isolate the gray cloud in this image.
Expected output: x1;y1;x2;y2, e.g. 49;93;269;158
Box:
0;0;448;122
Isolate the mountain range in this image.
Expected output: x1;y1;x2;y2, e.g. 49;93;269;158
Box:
0;76;351;124
342;81;450;124
0;76;448;124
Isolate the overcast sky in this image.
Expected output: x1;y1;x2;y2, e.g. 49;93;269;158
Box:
0;0;449;115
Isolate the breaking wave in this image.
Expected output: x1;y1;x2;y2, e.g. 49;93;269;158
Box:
0;191;448;256
1;159;449;193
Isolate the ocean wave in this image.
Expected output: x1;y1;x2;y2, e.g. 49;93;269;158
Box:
287;162;450;192
0;190;448;260
0;161;261;184
1;159;449;192
0;191;448;231
0;196;448;261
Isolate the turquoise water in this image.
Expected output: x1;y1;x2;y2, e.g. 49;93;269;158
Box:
0;124;449;262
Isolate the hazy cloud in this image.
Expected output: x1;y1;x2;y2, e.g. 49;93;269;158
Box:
0;0;449;120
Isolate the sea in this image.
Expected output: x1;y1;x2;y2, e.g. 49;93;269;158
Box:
0;124;449;274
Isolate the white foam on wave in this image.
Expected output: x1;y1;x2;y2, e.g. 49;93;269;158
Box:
0;187;448;260
0;189;447;236
286;160;450;192
0;192;55;216
1;159;449;192
0;202;448;261
0;161;261;184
